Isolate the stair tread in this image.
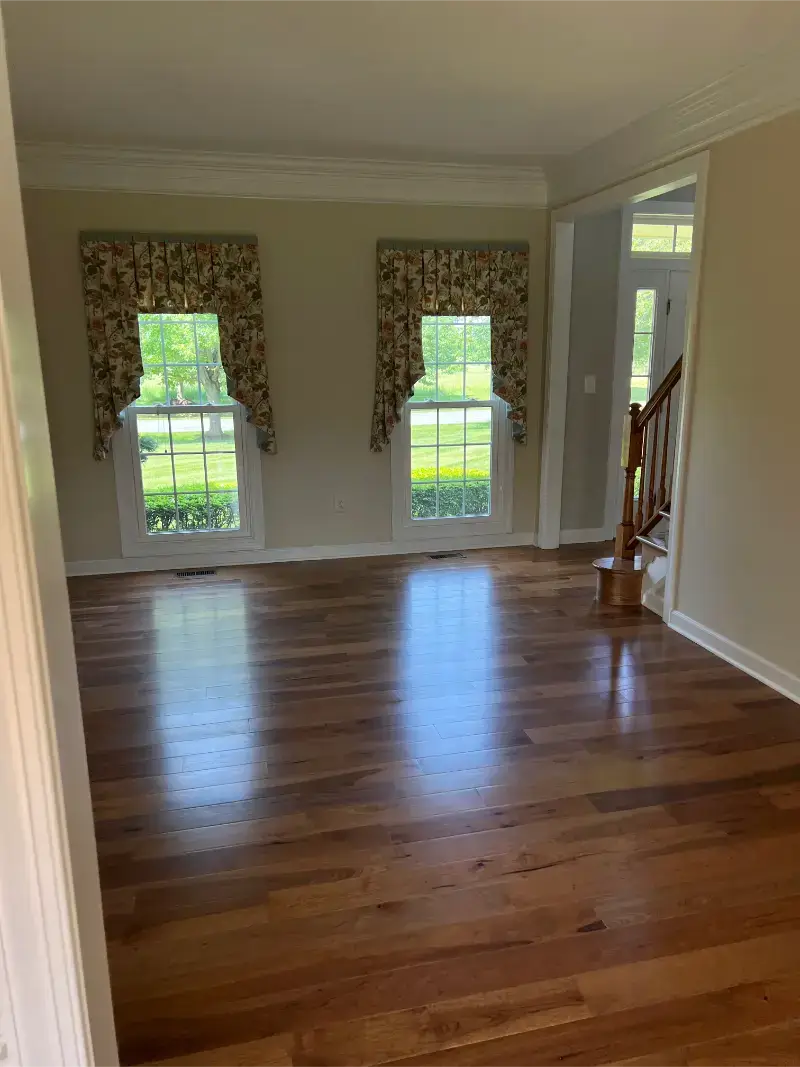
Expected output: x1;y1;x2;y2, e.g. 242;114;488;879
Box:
658;506;671;519
636;533;668;553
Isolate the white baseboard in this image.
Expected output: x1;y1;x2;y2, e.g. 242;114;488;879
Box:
669;610;800;706
559;527;612;545
642;588;665;618
64;531;539;577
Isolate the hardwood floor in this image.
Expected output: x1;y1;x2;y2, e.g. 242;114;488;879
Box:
70;546;800;1066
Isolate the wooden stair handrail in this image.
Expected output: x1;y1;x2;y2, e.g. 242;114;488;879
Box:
613;355;683;563
632;499;669;544
635;356;682;429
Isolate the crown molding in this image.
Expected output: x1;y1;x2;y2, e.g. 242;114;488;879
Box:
16;35;800;212
16;142;548;208
549;40;800;205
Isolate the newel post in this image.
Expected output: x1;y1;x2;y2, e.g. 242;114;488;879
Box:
615;403;643;560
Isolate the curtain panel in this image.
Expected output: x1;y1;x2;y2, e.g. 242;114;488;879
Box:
370;245;529;452
80;236;274;459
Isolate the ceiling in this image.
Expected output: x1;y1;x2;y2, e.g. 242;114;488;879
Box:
4;0;800;166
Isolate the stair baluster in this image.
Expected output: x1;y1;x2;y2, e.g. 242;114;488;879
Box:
658;391;672;511
596;356;684;606
647;409;660;527
635;417;647;534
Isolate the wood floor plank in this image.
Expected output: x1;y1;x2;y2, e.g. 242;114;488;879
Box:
69;546;800;1065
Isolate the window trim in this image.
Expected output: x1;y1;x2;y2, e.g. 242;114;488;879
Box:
629;202;694;260
391;394;514;543
112;403;265;558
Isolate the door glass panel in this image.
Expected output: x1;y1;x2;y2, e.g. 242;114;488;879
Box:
630;289;657;405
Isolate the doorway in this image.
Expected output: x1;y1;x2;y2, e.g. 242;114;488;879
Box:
607;195;695;537
538;154;707;624
625;267;689;407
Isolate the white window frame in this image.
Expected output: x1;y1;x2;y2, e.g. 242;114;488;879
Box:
114;406;265;557
112;315;265;558
391;395;514;543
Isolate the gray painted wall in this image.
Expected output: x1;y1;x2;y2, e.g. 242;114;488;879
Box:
560;208;621;533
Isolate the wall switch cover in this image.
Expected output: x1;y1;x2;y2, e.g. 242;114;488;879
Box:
584;375;597;394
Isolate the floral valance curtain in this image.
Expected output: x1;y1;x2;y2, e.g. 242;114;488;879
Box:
80;236;274;459
370;245;529;452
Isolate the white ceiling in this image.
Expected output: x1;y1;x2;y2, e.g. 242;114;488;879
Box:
4;0;800;165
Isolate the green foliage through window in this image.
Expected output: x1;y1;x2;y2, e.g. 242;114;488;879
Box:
134;314;241;534
408;318;494;521
144;495;238;533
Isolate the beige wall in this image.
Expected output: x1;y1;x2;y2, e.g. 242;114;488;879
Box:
561;207;621;532
21;191;546;563
675;110;800;679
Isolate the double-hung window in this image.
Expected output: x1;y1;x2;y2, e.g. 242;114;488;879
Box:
391;315;513;540
113;312;264;557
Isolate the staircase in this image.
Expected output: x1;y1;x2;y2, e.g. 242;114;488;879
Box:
593;356;682;609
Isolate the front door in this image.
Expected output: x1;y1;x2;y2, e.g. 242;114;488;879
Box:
626;267;688;408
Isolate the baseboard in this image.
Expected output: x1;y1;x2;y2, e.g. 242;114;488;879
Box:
559;527;612;545
64;531;539;577
642;587;665;618
669;610;800;706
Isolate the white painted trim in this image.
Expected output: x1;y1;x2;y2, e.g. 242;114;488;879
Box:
670;612;800;706
0;19;116;1064
64;531;539;577
541;153;708;630
552;159;704;223
603;205;636;537
390;392;514;544
604;201;695;535
113;403;266;558
642;588;665;618
662;155;709;623
632;202;695;218
550;37;800;204
537;220;574;549
558;527;611;545
16;142;548;208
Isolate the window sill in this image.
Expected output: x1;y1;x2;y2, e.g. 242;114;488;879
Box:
119;529;265;558
394;515;511;543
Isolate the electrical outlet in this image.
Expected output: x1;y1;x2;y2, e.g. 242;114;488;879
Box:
584;374;597;394
334;496;346;513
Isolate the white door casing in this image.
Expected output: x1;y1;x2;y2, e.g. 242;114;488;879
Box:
604;205;694;537
0;12;117;1066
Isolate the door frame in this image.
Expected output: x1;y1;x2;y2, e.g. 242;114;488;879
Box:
0;18;117;1065
603;213;694;540
537;151;709;625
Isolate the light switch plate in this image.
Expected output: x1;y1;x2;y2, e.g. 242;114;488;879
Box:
584;375;597;394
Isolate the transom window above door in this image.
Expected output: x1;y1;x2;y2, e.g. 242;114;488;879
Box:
391;315;512;538
631;213;693;256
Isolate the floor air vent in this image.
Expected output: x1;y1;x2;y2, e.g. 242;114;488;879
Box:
175;568;217;578
428;551;466;560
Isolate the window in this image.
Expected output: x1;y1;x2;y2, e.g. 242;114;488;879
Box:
391;315;512;539
631;213;693;256
630;288;657;406
113;313;264;557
